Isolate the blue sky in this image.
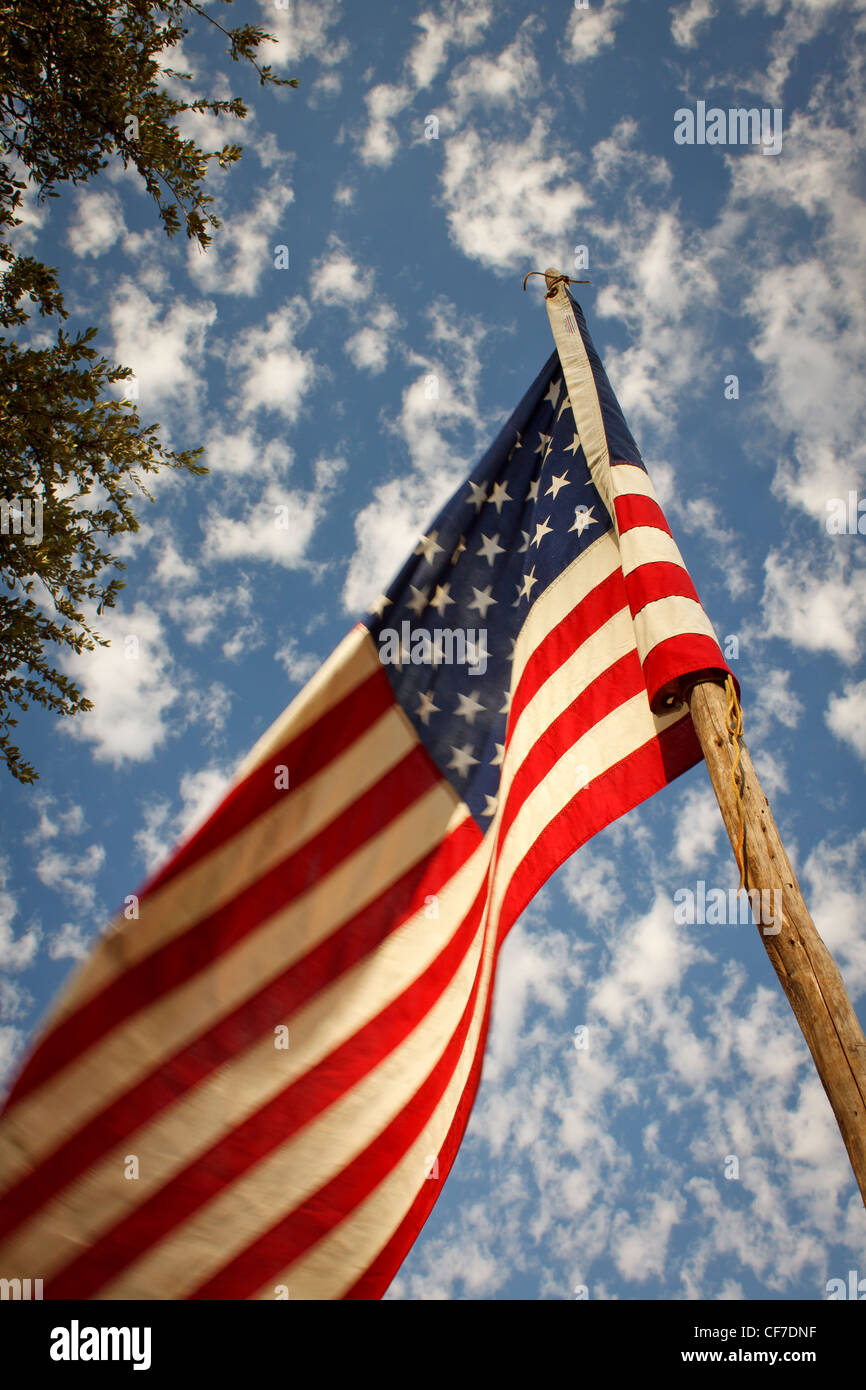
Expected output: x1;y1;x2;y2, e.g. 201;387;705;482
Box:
2;0;866;1300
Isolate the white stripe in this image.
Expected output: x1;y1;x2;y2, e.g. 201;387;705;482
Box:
633;594;720;663
619;525;688;579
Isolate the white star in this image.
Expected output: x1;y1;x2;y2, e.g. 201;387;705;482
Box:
507;431;522;461
455;691;485;725
416;690;439;725
531;516;553;547
407;584;429;616
490;743;505;767
489;480;512;513
569;505;598;536
466;481;488;512
369;594;391;618
481;794;498;818
545;471;571;500
563;433;581;457
429;582;455;615
527;475;540;502
557;394;573;421
450;535;466;564
447;743;479;777
500;689;513;714
468;584;497;618
517;530;530;554
535;432;552;455
544;377;561;409
477;532;505;566
516;566;538;602
415;531;443;564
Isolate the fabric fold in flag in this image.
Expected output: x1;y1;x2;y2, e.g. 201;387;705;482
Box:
0;291;735;1300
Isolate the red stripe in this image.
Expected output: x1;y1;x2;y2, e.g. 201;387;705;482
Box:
624;559;700;618
186;881;495;1300
641;633;734;713
614;492;672;537
0;817;479;1249
509;568;627;733
499;650;645;848
496;714;703;943
144;663;393;899
48;873;491;1299
4;738;440;1112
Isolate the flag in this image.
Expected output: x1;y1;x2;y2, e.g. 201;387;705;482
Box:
0;291;735;1300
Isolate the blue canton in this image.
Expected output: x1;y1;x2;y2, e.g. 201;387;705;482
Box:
366;294;644;828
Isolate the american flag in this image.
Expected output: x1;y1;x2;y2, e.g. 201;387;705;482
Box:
0;290;733;1299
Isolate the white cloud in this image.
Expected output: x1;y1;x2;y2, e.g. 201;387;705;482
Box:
440;116;588;273
802;830;866;998
202;480;326;570
274;637;323;686
67;189;126;258
60;603;181;764
310;240;374;305
408;0;493;88
564;0;627;64
48;923;93;962
187;176;294;296
360;82;412;167
231;302;316;422
826;679;866;761
346;302;399;374
590;208;717;436
747;666;804;745
109;280;216;425
154;540;198;588
0;1026;26;1096
35;842;106;912
201;426;294;480
134;763;234;871
670;0;716;48
591;892;710;1026
674;784;724;869
721;90;866;521
437;18;539;130
359;0;493;166
257;0;348;69
341;301;487;611
759;550;866;664
560;851;625;925
0;859;39;971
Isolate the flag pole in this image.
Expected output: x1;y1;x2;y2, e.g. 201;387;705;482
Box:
538;267;866;1206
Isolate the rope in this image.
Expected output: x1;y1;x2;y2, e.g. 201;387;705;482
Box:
725;674;747;891
522;270;591;297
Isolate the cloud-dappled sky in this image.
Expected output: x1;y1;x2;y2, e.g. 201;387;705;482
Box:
2;0;866;1301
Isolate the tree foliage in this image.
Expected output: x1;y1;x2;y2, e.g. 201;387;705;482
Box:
0;1;295;781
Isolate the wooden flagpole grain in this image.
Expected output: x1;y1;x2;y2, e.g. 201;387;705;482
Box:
537;267;866;1205
689;678;866;1206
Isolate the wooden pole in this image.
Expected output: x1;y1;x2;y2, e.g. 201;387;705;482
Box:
688;679;866;1206
537;266;866;1205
